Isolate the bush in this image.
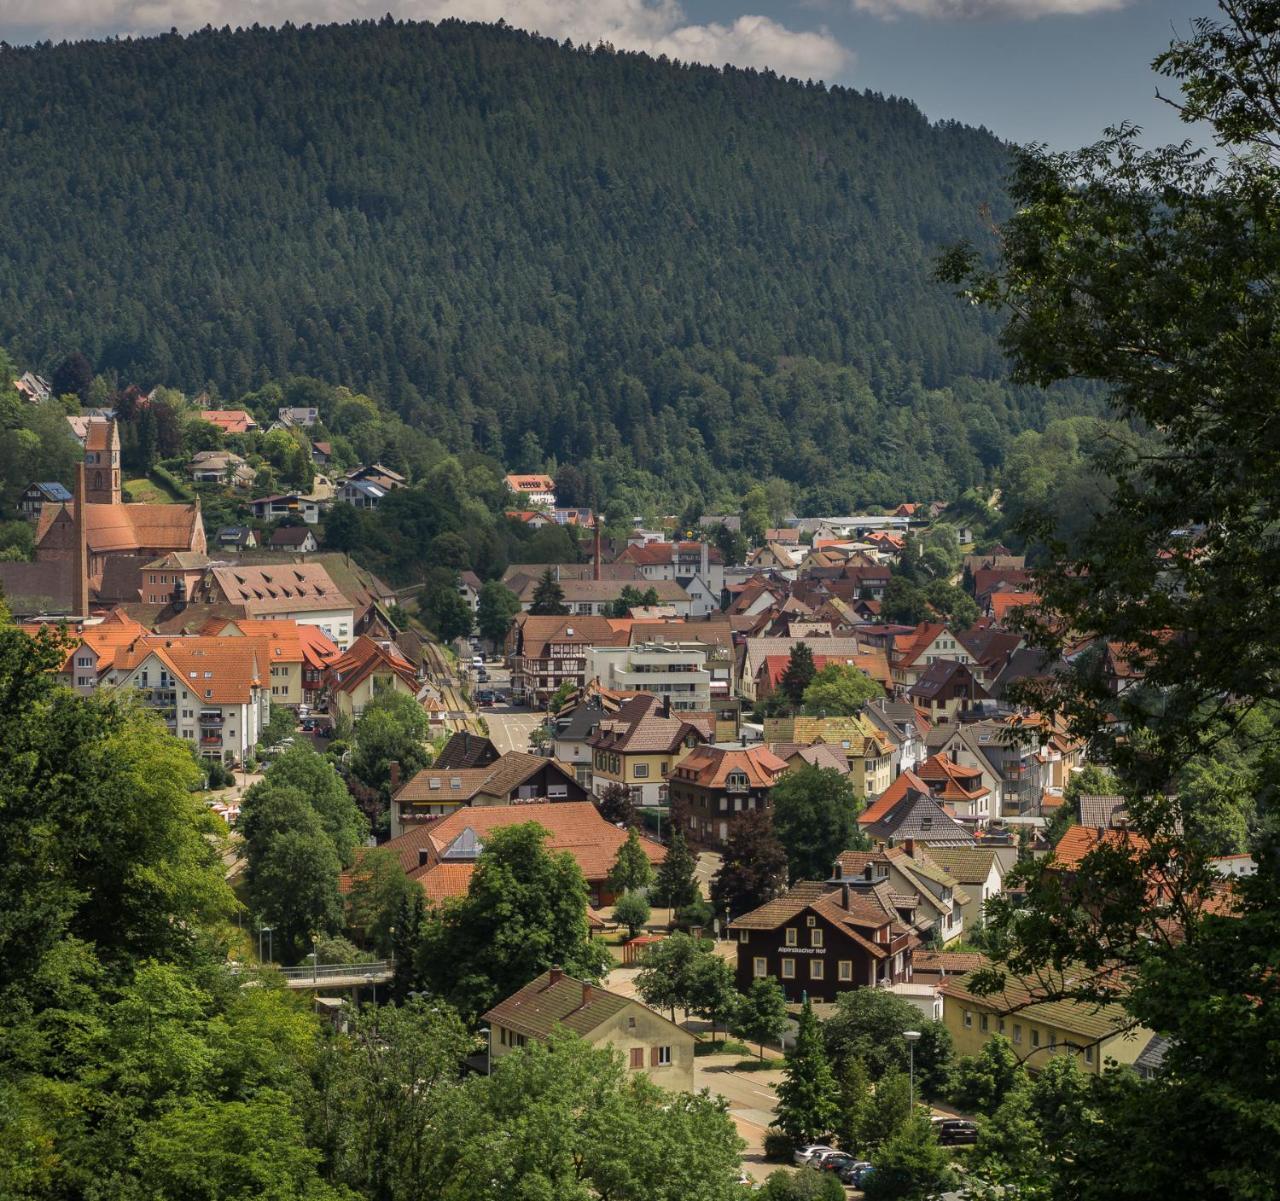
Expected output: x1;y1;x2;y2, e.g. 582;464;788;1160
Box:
736;1058;782;1073
759;1169;845;1200
694;1039;751;1057
763;1131;794;1161
204;759;234;789
672;899;715;931
150;463;195;500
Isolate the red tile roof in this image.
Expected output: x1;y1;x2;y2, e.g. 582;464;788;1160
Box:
1053;824;1150;870
670;744;787;789
858;769;930;825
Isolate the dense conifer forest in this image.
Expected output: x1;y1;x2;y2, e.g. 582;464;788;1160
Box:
0;19;1090;505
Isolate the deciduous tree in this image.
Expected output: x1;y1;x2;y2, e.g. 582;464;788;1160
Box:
710;809;788;916
770;764;864;883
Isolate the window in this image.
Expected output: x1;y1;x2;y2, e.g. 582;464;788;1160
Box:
806;915;816;927
781;959;796;979
1084;1044;1095;1065
655;1045;672;1066
998;1018;1006;1034
753;957;767;978
785;928;798;947
630;1048;644;1070
838;960;853;981
980;1014;990;1032
633;763;649;779
811;929;824;948
627;1016;637;1029
1013;1024;1022;1045
77;656;92;667
1031;1028;1041;1048
810;960;824;980
963;1010;973;1028
738;930;749;944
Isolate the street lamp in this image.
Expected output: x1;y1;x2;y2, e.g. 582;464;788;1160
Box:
478;1026;492;1076
258;925;274;964
904;1029;922;1111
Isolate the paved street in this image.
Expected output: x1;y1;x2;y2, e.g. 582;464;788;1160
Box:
485;704;545;754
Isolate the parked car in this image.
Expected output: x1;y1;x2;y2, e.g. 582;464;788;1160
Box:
471;655;485;668
816;1152;860;1174
476;669;489;682
793;1145;837;1167
838;1161;873;1185
933;1119;979;1146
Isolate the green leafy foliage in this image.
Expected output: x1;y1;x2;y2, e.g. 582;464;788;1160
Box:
607;826;655;894
769;764;865;883
529;567;569;616
734;978;789;1059
779;642;817;707
613;890;652;939
476;580;521;644
823;989;953;1097
861;1113;953;1201
413;823;611;1019
802;663;885;716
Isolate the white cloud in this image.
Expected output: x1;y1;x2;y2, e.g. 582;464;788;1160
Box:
850;0;1130;17
2;1;851;79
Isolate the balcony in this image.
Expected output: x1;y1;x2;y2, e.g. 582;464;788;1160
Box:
199;733;223;747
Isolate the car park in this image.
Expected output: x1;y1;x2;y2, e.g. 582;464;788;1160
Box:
793;1145;837;1167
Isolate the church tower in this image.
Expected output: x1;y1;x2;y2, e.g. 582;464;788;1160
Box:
83;419;121;504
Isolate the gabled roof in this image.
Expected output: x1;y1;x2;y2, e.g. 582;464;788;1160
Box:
383;799;664;883
395;751;579;806
939;968;1134;1041
513;614;627;659
433;731;502;770
26;481;73;502
1077;794;1129;829
916;753;991;804
484;970;672;1043
729;880;911;954
909;658;986;701
328;635;418;694
113;634;264;702
860;779;977;847
673;743;788;789
206;564;351;616
589;694;708;755
1053;825;1149;871
920;846;1001;885
269;526;315;547
36;499;203;557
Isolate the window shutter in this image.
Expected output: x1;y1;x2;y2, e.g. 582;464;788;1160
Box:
650;1046;660;1067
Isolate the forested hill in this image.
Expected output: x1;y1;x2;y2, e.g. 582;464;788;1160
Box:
0;19;1082;508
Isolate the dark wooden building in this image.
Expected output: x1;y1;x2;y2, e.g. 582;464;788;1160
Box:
668;743;788;850
728;880;919;1003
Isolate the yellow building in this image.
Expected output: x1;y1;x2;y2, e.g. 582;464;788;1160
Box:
763;714;895;799
940;969;1150;1075
327;635;420;721
588;694;708;807
483;968;695;1092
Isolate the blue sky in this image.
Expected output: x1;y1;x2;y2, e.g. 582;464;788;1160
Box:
2;0;1219;149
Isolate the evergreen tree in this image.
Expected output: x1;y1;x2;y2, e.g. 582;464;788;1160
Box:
834;1055;873;1153
779;642;817;707
529;567;569;616
476;580;521;644
653;831;700;912
773;999;840;1146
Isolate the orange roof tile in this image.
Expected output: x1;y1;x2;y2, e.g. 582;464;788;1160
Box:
670;744;787;789
858;769;930;825
1053;824;1150;870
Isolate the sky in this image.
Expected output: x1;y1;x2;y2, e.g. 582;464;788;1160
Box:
0;0;1221;149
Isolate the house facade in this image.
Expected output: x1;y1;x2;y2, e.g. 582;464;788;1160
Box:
668;744;787;850
484;969;695;1092
730;881;917;1003
588;694;709;808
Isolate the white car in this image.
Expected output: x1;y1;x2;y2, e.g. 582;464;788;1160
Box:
471;655;485;668
792;1144;837;1166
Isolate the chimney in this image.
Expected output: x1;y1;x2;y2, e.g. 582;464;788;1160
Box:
661;694;671;719
580;981;593;1007
549;966;564;987
701;539;708;578
594;520;602;582
389;761;402;794
73;462;89;619
842;882;852;910
903;838;916;858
